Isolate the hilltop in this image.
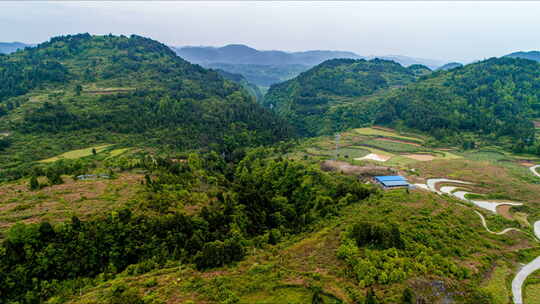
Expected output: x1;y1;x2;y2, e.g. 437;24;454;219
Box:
263;58;418;136
504;51;540;62
0;34;292;180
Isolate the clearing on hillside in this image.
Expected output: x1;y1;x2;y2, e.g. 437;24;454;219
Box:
39;144;113;163
0;173;143;233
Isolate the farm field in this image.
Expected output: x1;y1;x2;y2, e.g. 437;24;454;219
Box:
40;144;114;163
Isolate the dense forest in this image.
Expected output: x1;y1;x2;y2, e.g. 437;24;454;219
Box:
376;57;540;149
0;34;293;177
213;68;264;101
263;58;417;136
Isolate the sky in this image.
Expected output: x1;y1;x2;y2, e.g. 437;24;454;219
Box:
1;1;540;63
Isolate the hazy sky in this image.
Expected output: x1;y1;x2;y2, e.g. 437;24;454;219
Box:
1;1;540;62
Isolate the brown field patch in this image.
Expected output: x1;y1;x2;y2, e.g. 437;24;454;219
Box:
0;173;143;232
321;160;395;176
496;205;513;220
534;120;540;128
402;154;436;161
519;160;536;167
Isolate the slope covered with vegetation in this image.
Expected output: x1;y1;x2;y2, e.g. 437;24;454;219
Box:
504;51;540;62
263;58;417;136
213;68;264;101
0;34;292;181
376;57;540;150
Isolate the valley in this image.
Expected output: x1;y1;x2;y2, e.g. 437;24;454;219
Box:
1;32;540;304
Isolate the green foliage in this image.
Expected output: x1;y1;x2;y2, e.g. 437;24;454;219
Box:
351;221;404;250
264;58;416;136
0;150;375;303
402;287;415;304
0;34;294;178
377;57;540;146
106;284;145;304
28;175;40;190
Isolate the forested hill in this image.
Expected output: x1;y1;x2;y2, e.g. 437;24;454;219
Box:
0;34;292;175
436;62;463;71
263;58;417;136
504;50;540;62
213;68;264;101
376;57;540;147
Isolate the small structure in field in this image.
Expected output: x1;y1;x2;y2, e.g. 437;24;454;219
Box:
374;175;409;189
76;174;111;180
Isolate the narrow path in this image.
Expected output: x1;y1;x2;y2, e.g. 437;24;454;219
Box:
530;165;540;178
416;170;540;304
512;165;540;304
474;211;520;235
512;221;540;304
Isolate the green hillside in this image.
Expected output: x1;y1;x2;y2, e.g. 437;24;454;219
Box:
504;51;540;62
0;34;292;180
213;68;264;101
263;58;417;136
377;57;540;150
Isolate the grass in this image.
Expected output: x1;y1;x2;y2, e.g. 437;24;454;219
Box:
0;173;142;233
353;127;424;143
39;144;113;163
108;147;131;158
361;139;426;153
524;270;540;304
481;262;511;304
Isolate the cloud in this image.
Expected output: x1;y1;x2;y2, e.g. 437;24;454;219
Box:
0;1;539;62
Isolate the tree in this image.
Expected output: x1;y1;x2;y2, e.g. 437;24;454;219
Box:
29;175;40;190
311;286;324;304
92;148;97;155
366;288;378;304
402;287;415;304
75;84;82;96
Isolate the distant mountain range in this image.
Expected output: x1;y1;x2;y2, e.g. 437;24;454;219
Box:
0;42;34;54
173;44;448;87
504;51;540;62
173;44;363;66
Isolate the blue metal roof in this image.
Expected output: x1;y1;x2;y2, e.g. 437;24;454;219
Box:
375;176;406;182
380;180;409;187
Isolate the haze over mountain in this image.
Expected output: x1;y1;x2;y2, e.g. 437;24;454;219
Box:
173;44;448;87
0;42;33;54
436;62;463;71
367;55;445;70
173;44;363;66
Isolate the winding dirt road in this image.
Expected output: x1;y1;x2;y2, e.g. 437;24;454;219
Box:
512;165;540;304
530;165;540;178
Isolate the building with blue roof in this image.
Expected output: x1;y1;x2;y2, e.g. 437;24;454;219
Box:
374;175;409;189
